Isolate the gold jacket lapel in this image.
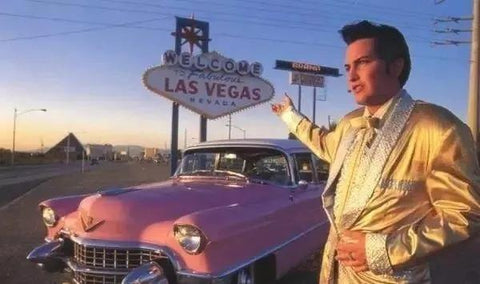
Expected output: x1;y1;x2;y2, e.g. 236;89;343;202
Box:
341;92;416;229
322;126;359;232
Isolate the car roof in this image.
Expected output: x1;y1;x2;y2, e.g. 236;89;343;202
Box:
185;138;310;154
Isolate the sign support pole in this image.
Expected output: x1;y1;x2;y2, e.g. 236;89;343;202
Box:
171;104;179;174
298;85;302;112
200;116;207;142
170;19;182;175
199;28;208;145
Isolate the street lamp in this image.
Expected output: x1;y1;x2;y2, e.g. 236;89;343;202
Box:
225;115;246;139
226;124;246;139
11;108;47;166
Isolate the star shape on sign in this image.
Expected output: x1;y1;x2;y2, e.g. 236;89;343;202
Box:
182;24;201;54
171;15;210;54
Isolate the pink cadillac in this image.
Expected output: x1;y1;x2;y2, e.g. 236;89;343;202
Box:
27;139;330;284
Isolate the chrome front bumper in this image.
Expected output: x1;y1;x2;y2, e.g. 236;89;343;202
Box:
26;239;67;273
27;239;169;284
26;239;231;284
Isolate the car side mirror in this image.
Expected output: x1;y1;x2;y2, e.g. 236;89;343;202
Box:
298;180;308;190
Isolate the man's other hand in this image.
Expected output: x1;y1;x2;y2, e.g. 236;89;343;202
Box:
271;93;294;116
335;230;369;272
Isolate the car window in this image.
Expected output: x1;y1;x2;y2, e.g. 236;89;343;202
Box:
294;153;314;183
313;156;329;181
218;154;245;172
245;154;289;185
177;148;291;186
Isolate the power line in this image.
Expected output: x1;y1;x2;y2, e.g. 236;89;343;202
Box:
25;0;434;34
99;0;432;25
190;0;434;20
0;17;169;42
21;0;439;41
0;10;434;46
434;28;472;34
0;12;464;62
17;0;436;49
431;40;471;46
0;1;462;63
0;11;169;27
433;16;473;24
287;0;436;18
432;16;473;46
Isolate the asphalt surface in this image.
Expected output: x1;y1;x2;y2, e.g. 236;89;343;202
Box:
0;161;319;284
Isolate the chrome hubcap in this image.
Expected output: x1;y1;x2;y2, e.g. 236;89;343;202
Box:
237;268;253;284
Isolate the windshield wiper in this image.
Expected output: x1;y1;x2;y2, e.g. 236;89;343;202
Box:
247;178;275;185
213;170;248;180
177;170;212;176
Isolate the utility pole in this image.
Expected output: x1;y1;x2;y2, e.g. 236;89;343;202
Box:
468;0;480;143
12;108;17;166
313;87;317;124
11;108;47;165
227;115;232;139
433;0;478;143
66;133;71;165
184;128;187;149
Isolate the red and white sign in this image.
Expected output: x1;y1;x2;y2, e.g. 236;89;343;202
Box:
143;51;275;119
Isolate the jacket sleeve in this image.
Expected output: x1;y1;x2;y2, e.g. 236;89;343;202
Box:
366;122;480;274
280;107;344;164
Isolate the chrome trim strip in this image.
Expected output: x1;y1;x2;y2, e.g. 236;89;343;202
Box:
66;235;181;270
177;220;329;279
66;259;129;275
185;142;308;153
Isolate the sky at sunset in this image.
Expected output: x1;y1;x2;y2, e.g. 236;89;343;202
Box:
0;0;473;151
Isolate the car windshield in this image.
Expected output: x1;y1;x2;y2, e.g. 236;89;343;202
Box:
176;147;291;186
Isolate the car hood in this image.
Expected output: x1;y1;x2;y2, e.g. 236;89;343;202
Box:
62;178;281;243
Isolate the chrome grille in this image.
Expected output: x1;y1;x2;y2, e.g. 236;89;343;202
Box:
73;242;165;270
73;271;124;284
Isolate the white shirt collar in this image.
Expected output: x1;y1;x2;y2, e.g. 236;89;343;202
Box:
363;89;404;119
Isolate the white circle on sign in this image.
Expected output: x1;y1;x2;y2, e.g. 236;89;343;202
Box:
179;52;192;68
162;50;177;66
193;54;208;70
223;59;236;74
209;58;222;72
237;60;249;76
250;62;263;77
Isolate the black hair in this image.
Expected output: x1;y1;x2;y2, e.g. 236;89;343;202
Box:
340;20;411;87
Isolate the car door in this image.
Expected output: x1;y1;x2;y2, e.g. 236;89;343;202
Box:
273;152;329;276
290;153;326;230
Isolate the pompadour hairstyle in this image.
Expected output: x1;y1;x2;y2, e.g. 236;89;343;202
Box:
340;20;411;87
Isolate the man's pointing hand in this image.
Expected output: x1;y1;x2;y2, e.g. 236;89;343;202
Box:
271;93;294;116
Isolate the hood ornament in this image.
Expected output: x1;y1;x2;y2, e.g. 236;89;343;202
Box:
80;212;105;232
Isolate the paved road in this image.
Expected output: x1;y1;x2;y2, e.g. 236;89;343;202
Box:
0;162;109;208
0;161;108;187
0;161;318;284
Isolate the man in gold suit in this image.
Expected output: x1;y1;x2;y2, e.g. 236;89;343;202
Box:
272;20;480;283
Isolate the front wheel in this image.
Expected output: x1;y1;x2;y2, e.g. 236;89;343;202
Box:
235;266;254;284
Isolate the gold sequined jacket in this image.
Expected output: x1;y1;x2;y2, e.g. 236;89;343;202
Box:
281;92;480;283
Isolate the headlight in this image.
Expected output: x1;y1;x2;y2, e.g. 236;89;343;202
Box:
42;207;57;227
174;224;206;254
